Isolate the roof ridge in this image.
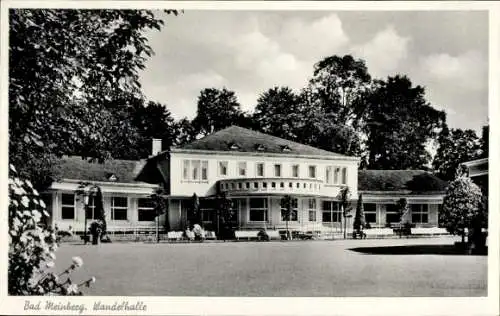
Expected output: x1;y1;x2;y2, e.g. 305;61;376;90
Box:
179;125;354;158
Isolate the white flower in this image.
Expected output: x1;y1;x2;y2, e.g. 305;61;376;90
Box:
46;261;55;268
33;188;39;196
66;283;78;294
9;164;17;173
25;180;33;188
21;196;30;207
49;252;56;260
39;200;46;208
90;276;96;283
13;217;22;229
72;256;83;268
32;210;42;222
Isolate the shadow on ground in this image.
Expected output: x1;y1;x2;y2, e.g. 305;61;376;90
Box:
349;245;487;256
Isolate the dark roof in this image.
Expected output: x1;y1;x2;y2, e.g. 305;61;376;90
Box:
177;126;353;158
52;156;146;184
358;170;448;193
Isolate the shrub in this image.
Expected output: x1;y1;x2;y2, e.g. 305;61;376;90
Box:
9;164;95;295
440;170;484;244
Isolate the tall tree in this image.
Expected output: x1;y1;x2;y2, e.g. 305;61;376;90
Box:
9;9;177;188
365;75;446;170
432;126;482;181
173;117;198;146
306;55;372;156
253;86;305;141
309;54;372;127
129;101;177;158
192;88;243;136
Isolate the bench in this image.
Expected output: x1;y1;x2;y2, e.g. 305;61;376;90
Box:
364;228;395;238
235;230;259;240
411;227;448;235
167;231;183;241
266;230;281;240
204;231;217;240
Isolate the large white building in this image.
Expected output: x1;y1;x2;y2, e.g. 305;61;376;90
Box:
44;126;448;236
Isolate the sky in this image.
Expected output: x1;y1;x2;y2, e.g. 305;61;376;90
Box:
139;10;489;133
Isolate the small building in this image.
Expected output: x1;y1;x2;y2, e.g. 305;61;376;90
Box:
462;158;488;194
43;156;160;233
358;170;447;228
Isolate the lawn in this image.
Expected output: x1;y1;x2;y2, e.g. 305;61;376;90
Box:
55;236;487;296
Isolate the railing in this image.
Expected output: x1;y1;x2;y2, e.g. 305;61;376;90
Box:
218;177;325;196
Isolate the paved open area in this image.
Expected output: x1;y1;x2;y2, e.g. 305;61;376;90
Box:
55;237;487;296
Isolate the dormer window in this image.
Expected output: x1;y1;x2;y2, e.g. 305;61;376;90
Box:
281;145;292;152
255;144;266;151
107;173;117;181
229;143;240;150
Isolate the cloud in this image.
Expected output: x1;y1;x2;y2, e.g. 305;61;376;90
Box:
420;50;486;91
351;26;410;79
278;13;349;60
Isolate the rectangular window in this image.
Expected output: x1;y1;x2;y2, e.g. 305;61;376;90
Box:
274;164;282;177
364;203;377;223
61;193;75;220
385;204;400;223
256;163;264;177
219;161;228;176
307;198;317;222
334;167;340;184
322;201;341;222
309;165;316;178
200;199;216;222
138;198;156;221
341;167;348;184
411;204;429;224
183;160;190;180
249;198;268;222
238;162;247;176
191;160;200;180
292;165;299;178
326;166;332;183
201;161;208;180
111;197;128;220
183;159;209;181
281;198;298;221
85;196;97;220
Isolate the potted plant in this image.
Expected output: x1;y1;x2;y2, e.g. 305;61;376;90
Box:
89;220;104;245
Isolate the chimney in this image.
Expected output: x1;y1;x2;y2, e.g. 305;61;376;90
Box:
151;138;162;157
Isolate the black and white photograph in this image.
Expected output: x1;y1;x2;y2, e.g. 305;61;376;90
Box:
1;1;498;315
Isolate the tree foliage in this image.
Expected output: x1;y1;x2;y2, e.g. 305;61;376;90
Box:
440;169;485;241
353;194;365;231
280;195;297;240
253;86;305;141
128;101;178;158
192;88;244;136
433;126;482;181
365;75;446;170
9;9;176;188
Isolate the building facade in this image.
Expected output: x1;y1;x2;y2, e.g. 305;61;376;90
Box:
137;126;360;233
45;126;448;235
43;157;160;233
358;170;447;228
